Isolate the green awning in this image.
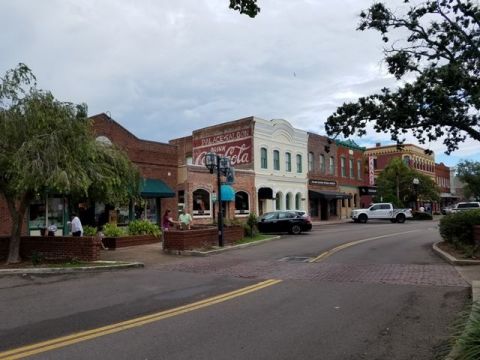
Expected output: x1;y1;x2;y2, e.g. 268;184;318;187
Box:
140;178;175;198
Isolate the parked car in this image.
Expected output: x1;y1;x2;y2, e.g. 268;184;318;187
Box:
257;211;312;234
441;206;453;215
351;203;413;223
450;202;480;213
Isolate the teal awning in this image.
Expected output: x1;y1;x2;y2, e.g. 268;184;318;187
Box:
140;178;175;198
221;185;235;202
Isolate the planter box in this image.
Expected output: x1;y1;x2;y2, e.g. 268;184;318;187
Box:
103;234;160;250
163;225;244;251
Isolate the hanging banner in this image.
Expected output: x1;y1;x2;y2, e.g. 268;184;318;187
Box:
368;156;375;185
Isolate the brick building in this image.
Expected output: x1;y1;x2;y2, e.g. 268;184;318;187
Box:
170;117;256;224
435;162;458;209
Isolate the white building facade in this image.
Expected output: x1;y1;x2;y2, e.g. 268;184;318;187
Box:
254;118;308;215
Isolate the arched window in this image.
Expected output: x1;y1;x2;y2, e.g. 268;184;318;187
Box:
296;154;302;173
192;189;211;216
308;152;314;172
295;193;302;210
261;147;268;169
235;191;249;215
273;150;280;170
285;152;292;172
286;193;293;210
275;192;283;210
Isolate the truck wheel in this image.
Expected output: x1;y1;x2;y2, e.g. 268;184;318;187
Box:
396;214;406;223
290;224;302;235
359;214;368;224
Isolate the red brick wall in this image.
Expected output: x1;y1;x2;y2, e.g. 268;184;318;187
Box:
0;236;100;262
435;162;451;192
90;113;179;218
308;133;338;179
336;146;366;187
163;225;243;251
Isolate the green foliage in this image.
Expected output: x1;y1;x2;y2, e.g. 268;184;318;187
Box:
224;217;242;226
82;225;97;236
325;0;480;154
452;302;480;360
246;212;258;238
102;223;126;237
127;219;161;237
228;0;260;17
439;210;480;247
376;158;440;206
412;212;433;221
30;251;45;266
0;63;140;263
457;161;480;201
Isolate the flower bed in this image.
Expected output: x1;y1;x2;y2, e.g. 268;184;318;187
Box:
102;234;160;250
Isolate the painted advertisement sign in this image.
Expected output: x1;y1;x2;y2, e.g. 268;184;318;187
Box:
193;128;252;166
368;156;375;185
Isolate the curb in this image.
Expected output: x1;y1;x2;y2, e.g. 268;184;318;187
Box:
163;236;281;256
0;261;144;277
432;242;480;266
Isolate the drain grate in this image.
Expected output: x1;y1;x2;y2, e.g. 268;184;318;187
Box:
278;256;312;263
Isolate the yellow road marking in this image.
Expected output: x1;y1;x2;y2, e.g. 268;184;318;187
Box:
309;230;420;263
0;279;282;360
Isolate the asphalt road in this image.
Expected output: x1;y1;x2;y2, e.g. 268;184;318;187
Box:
0;221;469;359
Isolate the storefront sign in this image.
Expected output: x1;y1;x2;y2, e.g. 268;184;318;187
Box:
309;179;337;187
359;186;377;195
193;128;252;166
368;156;375;185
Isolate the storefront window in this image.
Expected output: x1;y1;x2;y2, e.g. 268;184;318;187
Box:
145;198;158;224
235;191;249;215
29;196;65;235
193;189;211;216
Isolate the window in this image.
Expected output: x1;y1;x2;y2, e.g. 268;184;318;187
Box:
279;212;295;219
295;193;302;210
286;193;292;210
308;152;314;172
285;152;292;172
320;154;325;173
349;159;354;178
193;189;211;216
273;150;280;170
373;158;378;169
178;190;185;212
235;191;250;215
296;154;302;173
329;156;335;175
341;157;346;177
186;156;193;165
357;160;362;179
403;156;410;166
261;147;268;169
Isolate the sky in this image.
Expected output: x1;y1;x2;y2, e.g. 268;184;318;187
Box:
1;0;478;167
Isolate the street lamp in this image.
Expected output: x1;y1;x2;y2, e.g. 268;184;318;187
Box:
412;177;420;211
204;152;231;247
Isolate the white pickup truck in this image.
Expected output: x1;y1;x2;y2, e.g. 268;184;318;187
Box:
351;203;413;224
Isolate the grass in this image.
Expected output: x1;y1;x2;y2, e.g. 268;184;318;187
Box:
236;234;277;245
450;302;480;359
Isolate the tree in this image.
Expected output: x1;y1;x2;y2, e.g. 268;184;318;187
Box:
228;0;260;17
0;64;140;263
375;158;439;206
456;160;480;200
325;0;480;154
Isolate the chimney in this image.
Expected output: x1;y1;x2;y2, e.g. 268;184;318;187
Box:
375;142;381;147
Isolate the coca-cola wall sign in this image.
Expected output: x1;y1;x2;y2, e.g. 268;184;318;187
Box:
193;128;252;166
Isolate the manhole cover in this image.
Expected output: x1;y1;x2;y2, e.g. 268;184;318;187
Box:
278;256;311;263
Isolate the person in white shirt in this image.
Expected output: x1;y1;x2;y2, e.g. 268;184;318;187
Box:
70;213;83;236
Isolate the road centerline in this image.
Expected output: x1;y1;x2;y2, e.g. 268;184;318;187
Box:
309;230;421;263
0;279;282;360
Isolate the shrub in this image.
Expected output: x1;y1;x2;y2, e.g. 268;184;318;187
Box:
246;213;258;238
127;219;161;237
82;225;98;236
103;223;126;237
439;210;480;247
224;217;242;226
412;212;433;220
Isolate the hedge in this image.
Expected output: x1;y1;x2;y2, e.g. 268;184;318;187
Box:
412;212;433;220
439;210;480;246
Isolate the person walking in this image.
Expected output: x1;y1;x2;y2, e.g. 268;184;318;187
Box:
70;213;83;237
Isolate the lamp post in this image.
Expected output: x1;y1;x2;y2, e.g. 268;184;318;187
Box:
412;177;420;211
205;152;231;247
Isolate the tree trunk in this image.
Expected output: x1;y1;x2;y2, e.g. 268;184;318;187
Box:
6;194;30;264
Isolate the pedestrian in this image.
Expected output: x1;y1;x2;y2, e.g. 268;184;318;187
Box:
70;213;83;237
162;209;177;232
179;209;193;230
419;206;425;213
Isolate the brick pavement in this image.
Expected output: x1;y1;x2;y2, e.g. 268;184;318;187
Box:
160;258;468;287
